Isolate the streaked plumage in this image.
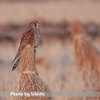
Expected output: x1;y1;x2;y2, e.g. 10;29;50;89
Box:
12;21;41;71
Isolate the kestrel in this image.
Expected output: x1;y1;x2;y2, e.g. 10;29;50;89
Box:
12;21;41;71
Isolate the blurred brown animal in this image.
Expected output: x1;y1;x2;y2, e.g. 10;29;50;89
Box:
71;21;100;91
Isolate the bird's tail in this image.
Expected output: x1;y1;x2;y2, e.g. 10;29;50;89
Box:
12;59;20;71
12;55;18;63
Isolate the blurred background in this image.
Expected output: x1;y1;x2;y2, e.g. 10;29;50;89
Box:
0;0;100;100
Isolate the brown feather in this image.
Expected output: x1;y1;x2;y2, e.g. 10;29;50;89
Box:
12;21;41;70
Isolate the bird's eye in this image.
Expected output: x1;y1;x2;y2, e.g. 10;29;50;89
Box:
34;23;40;28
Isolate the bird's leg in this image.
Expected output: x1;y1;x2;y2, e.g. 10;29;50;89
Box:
33;48;39;75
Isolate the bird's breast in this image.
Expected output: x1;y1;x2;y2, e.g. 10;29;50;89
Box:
26;44;31;48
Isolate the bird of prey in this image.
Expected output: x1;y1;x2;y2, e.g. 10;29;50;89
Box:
12;21;41;71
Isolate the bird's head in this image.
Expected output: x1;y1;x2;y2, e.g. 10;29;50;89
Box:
29;20;41;47
29;20;40;29
69;21;84;38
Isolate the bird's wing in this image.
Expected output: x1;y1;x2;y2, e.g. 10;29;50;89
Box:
12;58;20;71
13;30;30;62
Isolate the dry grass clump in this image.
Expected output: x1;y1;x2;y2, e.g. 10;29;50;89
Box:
15;72;54;100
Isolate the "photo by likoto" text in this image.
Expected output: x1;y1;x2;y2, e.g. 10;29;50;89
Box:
10;92;45;97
